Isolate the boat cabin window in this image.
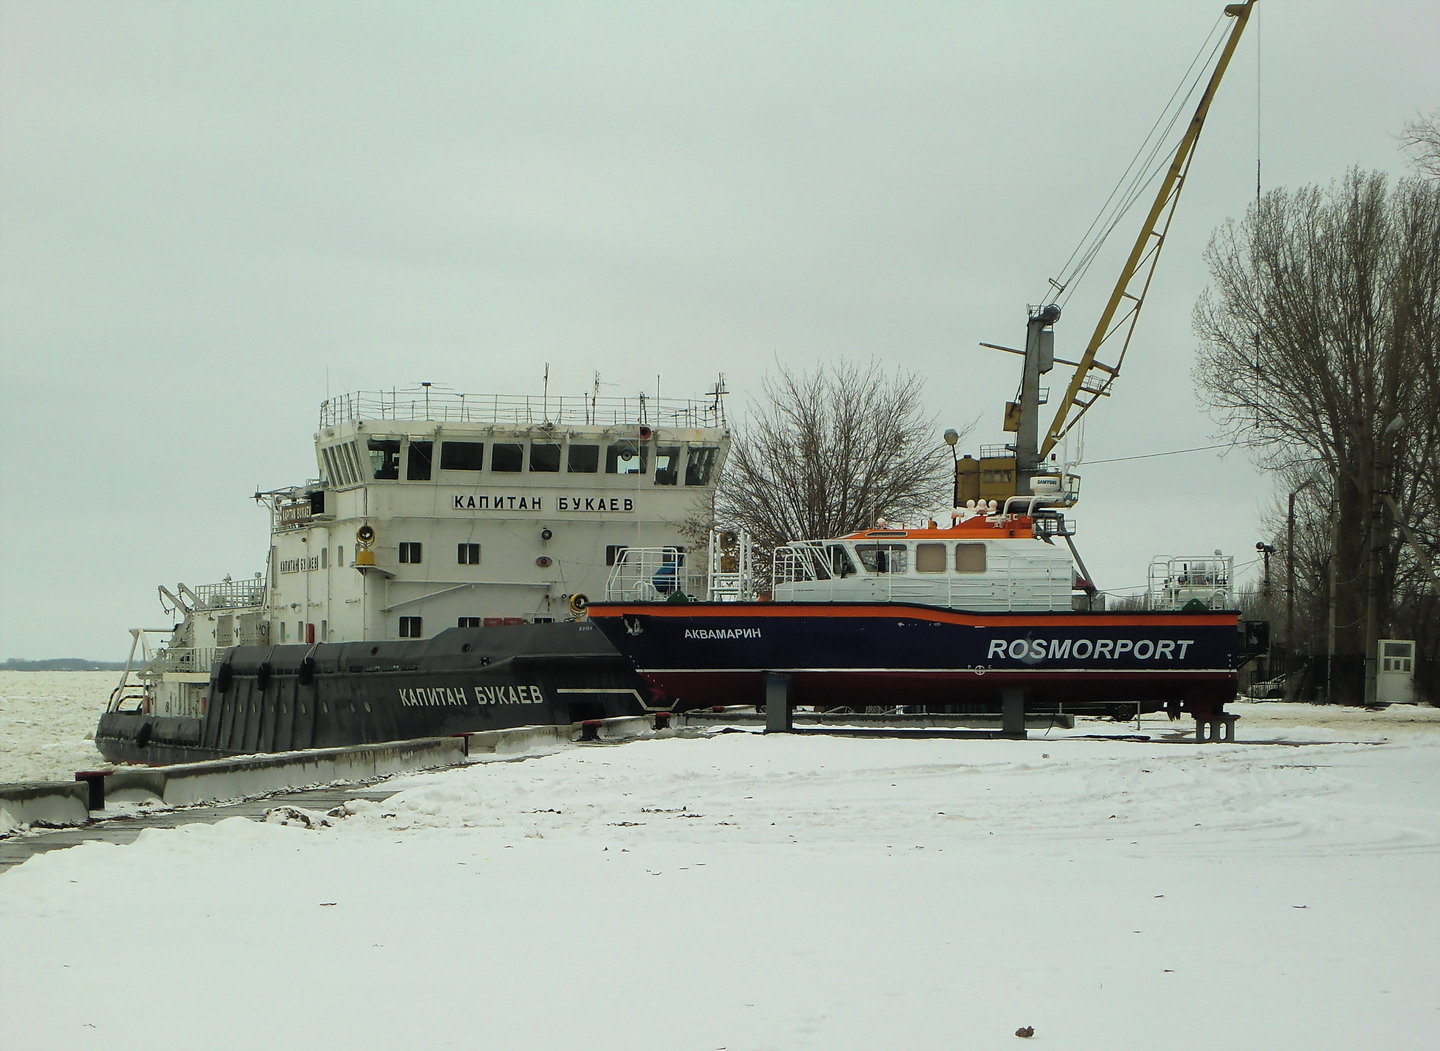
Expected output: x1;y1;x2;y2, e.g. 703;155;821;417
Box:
492;442;523;472
458;543;481;565
856;543;907;574
955;543;986;573
399;616;423;638
399;542;423;564
915;543;947;573
685;446;719;485
606;544;628;566
826;545;857;578
568;444;599;473
530;442;561;473
368;438;401;479
655;445;680;485
606;441;649;475
407;440;433;480
441;440;485;471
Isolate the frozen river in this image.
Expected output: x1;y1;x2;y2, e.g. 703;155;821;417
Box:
0;671;112;781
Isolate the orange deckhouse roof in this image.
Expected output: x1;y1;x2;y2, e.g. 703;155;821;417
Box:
838;513;1036;541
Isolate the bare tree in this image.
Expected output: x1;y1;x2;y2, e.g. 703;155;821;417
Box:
717;360;960;557
1401;110;1440;180
1194;169;1440;702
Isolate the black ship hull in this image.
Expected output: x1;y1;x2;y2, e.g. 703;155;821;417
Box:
96;622;659;766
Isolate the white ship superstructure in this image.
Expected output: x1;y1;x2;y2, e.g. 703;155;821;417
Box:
261;387;729;645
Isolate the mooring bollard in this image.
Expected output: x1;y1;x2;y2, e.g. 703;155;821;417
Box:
653;711;672;730
580;719;604;742
74;770;107;811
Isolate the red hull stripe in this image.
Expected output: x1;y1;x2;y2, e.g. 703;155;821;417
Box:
588;602;1235;630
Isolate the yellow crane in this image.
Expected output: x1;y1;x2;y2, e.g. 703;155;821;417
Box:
957;0;1257;505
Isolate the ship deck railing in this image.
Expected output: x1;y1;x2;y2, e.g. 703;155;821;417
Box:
604;548;708;603
320;389;726;430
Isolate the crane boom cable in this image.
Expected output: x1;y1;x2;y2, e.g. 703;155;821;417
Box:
1044;14;1231;306
1038;0;1257;460
1058;61;1213;304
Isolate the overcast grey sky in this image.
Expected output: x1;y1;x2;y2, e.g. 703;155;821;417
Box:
1;0;1435;659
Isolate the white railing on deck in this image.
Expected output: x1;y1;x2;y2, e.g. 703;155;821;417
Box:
320;389;726;430
605;548;706;602
148;647;220;675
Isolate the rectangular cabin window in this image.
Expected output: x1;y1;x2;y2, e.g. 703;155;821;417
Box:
399;542;423;564
320;620;328;641
440;440;485;471
955;543;987;573
368;438;401;479
856;543;907;574
915;543;947;573
491;442;523;472
685;446;719;485
338;545;346;567
606;442;648;475
458;616;482;628
606;544;628;566
654;446;680;485
530;442;561;472
320;447;338;485
568;444;600;473
406;440;433;480
320;547;328;569
458;543;481;565
399;616;423;638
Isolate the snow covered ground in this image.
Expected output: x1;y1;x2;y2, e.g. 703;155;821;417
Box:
2;701;1437;1051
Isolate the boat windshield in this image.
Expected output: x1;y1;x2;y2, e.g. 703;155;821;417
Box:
855;543;907;574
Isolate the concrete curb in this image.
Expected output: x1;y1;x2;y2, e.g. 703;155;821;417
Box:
0;782;91;829
103;736;470;807
3;716;669;833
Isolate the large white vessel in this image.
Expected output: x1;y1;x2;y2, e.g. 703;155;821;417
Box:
98;383;730;764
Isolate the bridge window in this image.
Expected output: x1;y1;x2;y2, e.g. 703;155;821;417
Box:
530;442;561;472
406;440;433;480
955;543;986;573
440;441;485;471
915;543;947;573
606;441;648;475
856;543;907;574
368;438;401;479
685;446;719;485
655;446;680;485
568;444;599;473
492;443;523;472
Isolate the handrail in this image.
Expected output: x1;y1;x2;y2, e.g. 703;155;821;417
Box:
320;390;726;430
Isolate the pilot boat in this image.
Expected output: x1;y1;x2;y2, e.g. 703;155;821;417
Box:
587;497;1240;723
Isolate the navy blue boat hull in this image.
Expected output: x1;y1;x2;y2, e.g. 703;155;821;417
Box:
587;601;1239;717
